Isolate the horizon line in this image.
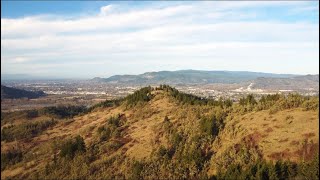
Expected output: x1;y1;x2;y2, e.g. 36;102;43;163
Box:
2;69;318;80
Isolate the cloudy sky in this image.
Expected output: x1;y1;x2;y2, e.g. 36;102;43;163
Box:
1;1;319;78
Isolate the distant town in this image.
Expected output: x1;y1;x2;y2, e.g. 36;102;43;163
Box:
1;79;318;112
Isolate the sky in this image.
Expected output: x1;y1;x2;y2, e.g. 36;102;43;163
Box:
1;1;319;79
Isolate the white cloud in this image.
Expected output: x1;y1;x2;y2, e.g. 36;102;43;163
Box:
1;1;319;77
100;5;114;16
1;4;193;38
2;21;317;53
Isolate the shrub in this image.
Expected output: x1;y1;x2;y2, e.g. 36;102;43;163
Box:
1;119;57;142
200;115;224;137
298;154;319;179
157;146;168;158
97;115;124;142
239;94;257;106
60;135;86;159
126;86;153;106
105;141;124;151
42;105;87;119
1;149;23;170
216;155;319;180
130;160;144;180
26;110;39;119
108;115;121;127
269;106;279;115
87;98;123;112
170;132;183;148
302;97;319;111
99;127;111;142
224;99;233;108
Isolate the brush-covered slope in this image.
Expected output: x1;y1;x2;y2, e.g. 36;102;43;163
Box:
1;86;319;179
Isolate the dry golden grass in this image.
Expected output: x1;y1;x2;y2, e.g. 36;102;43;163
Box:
238;109;317;161
123;94;175;159
208;108;319;175
1;166;24;179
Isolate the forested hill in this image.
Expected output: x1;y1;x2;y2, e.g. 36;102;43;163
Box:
1;85;46;100
1;85;319;179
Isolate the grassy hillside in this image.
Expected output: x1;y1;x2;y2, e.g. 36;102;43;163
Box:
1;85;319;179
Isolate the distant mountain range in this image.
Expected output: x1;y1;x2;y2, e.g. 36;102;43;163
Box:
1;85;46;100
92;70;298;85
90;70;319;91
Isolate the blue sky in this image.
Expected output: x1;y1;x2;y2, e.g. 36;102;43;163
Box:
1;1;319;78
